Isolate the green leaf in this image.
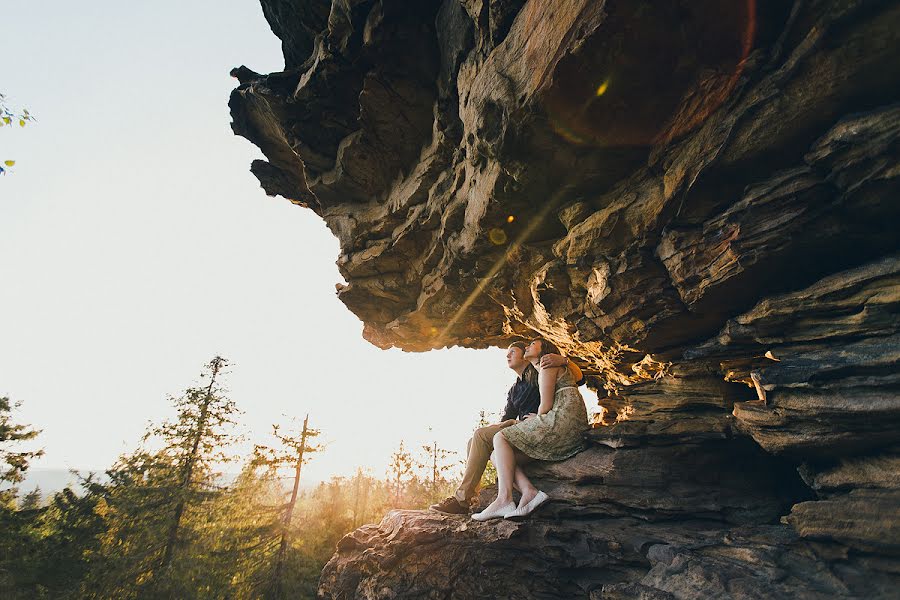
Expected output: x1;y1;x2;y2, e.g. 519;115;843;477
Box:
3;160;14;166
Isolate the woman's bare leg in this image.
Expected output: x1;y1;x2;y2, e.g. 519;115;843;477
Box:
490;451;521;493
513;464;538;508
478;431;517;514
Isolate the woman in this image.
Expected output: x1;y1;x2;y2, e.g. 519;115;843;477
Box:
472;338;590;521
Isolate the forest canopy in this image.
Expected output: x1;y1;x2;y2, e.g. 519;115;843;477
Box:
0;357;481;599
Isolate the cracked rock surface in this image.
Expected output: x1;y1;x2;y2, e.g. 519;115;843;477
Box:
229;0;900;597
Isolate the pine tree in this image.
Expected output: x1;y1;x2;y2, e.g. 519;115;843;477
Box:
157;356;237;570
0;395;43;507
202;458;286;599
85;356;241;599
419;427;458;504
0;396;44;597
387;441;415;507
350;467;370;529
253;414;323;599
30;482;107;598
18;486;42;510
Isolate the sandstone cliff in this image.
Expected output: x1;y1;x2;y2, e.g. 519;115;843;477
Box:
229;0;900;597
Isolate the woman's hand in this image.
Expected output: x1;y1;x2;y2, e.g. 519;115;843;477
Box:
540;353;568;369
541;353;584;385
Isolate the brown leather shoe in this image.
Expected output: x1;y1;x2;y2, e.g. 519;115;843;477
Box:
429;496;469;515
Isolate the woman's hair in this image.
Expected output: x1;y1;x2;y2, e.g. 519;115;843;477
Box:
531;337;561;359
522;363;539;387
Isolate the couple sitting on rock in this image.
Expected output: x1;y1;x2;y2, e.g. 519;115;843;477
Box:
431;338;590;520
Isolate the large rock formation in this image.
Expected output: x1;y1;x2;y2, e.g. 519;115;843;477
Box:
229;0;900;597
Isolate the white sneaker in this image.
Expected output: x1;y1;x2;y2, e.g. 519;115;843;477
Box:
505;491;549;519
471;501;517;521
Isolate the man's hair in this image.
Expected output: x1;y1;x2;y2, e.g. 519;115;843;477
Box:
509;341;527;353
509;341;538;387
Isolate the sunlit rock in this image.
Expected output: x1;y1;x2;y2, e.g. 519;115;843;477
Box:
230;0;900;597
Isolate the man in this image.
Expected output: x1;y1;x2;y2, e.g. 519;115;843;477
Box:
430;341;584;514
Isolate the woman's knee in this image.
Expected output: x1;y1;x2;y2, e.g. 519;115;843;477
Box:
493;431;507;446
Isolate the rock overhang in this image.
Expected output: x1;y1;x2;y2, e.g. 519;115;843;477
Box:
230;1;900;597
230;1;850;352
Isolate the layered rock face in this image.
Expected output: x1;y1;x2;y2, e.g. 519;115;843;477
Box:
229;0;900;597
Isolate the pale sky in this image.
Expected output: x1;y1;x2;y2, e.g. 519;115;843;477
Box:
1;1;596;486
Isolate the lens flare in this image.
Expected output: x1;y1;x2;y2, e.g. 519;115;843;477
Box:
507;215;516;223
488;228;508;245
543;0;756;147
436;190;567;347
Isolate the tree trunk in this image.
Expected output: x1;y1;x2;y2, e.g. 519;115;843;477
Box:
432;441;438;494
160;357;222;570
352;470;361;529
272;413;309;597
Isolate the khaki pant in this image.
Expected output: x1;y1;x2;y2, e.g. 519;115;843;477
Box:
454;419;518;503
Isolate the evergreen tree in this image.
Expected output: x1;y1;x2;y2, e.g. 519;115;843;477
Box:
419;427;458;501
85;356;241;599
252;414;323;599
26;482;107;599
1;447;105;599
157;356;238;570
18;486;42;510
0;396;43;596
0;395;43;507
349;467;374;529
387;441;415;507
201;458;286;599
0;382;514;598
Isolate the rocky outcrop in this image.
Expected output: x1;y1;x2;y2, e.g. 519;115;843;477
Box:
692;255;900;458
229;0;900;597
318;441;896;599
